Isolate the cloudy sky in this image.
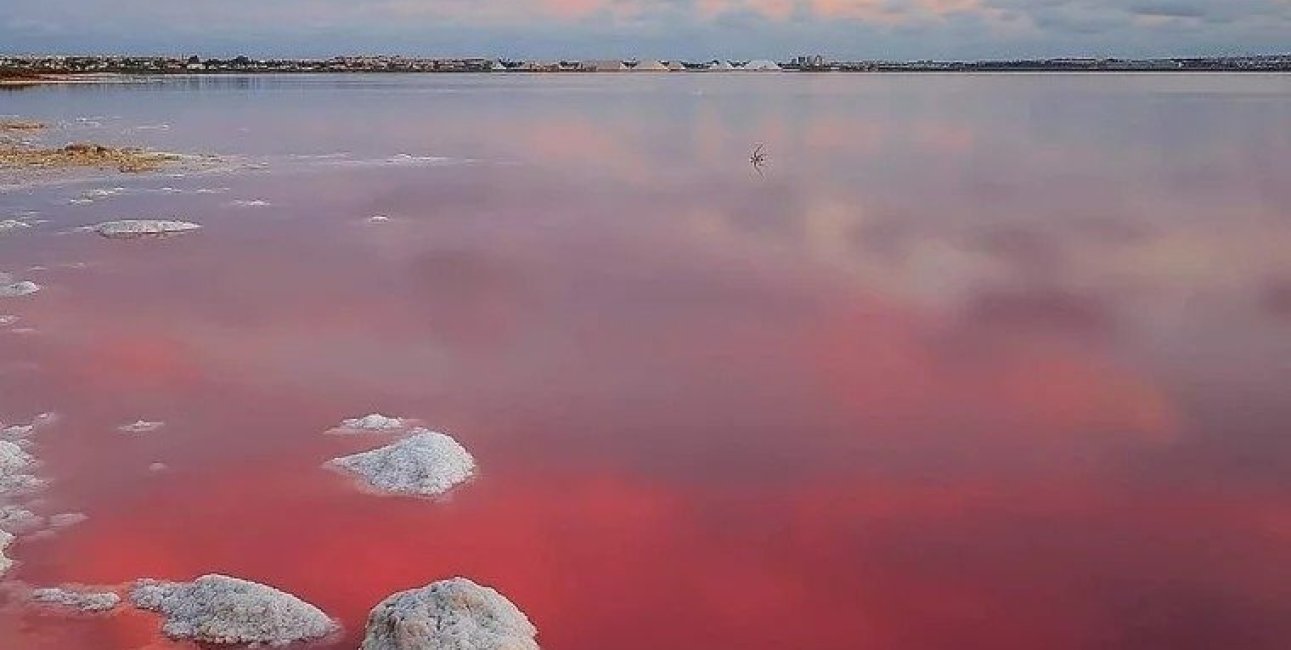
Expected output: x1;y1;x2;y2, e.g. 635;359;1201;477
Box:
3;0;1288;60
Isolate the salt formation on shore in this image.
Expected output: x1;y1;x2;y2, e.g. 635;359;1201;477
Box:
0;440;42;494
32;586;121;613
92;219;201;239
335;413;406;432
327;430;476;496
0;219;31;233
131;574;339;646
118;420;165;434
362;578;538;650
0;506;44;533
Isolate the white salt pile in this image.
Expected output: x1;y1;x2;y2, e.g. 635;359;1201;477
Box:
92;220;201;239
326;430;476;497
131;574;339;646
361;577;538;650
32;587;121;613
0;530;13;576
118;420;165;434
335;413;406;432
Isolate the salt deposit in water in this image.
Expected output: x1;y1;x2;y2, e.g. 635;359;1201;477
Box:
0;272;40;298
326;429;476;497
92;220;201;239
0;220;31;233
361;577;538;650
333;413;406;433
227;199;271;207
131;574;339;646
48;513;87;529
118;420;165;434
31;587;121;613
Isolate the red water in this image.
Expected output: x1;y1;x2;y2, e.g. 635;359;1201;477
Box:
2;74;1291;649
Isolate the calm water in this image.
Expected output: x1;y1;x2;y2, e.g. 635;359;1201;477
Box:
2;73;1291;649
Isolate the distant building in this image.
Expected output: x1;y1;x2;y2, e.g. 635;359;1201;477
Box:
631;60;669;72
585;59;628;72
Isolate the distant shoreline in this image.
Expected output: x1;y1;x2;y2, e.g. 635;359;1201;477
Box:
4;54;1290;78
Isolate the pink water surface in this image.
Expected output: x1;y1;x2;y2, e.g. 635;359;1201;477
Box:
1;73;1290;649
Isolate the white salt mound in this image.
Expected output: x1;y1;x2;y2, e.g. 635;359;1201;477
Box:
118;420;165;434
0;530;13;576
92;220;201;239
327;429;475;497
32;587;121;613
131;574;338;646
337;413;405;432
361;577;538;650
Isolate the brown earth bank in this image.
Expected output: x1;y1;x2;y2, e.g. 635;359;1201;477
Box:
0;120;46;131
1;142;180;173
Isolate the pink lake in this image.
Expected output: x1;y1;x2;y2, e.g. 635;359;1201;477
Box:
2;73;1291;649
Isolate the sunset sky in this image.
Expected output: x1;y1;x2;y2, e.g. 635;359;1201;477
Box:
3;0;1289;59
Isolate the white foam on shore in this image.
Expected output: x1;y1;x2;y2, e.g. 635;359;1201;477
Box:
131;574;339;646
326;429;476;497
361;577;538;650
